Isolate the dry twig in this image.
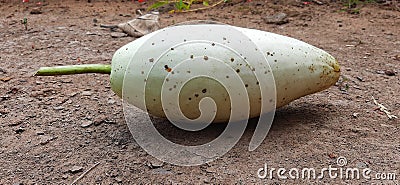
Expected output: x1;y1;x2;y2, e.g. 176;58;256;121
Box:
372;96;398;120
70;162;100;185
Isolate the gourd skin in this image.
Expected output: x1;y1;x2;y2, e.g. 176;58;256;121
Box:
110;25;340;122
240;28;340;107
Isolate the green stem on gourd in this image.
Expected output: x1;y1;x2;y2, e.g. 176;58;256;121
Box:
34;64;111;76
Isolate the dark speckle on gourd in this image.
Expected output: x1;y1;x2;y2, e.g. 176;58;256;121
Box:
164;65;172;72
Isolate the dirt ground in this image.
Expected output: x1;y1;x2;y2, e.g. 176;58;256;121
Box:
0;0;399;184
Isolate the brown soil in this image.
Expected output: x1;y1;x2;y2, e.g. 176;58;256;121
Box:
0;0;399;184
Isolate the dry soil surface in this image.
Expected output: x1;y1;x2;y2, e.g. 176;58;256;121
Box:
0;0;399;184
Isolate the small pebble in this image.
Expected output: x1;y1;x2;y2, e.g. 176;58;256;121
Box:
312;0;323;5
86;32;94;35
115;176;123;183
111;32;128;38
328;153;337;159
94;115;108;125
81;91;92;96
68;92;78;97
35;81;44;85
107;99;116;104
380;124;394;128
15;127;25;134
8;119;22;126
356;162;367;168
81;120;93;128
205;167;217;173
264;13;288;25
0;68;6;74
39;136;54;145
151;168;173;175
30;8;42;14
394;54;400;61
148;159;163;168
53;106;64;110
384;70;396;76
69;166;83;173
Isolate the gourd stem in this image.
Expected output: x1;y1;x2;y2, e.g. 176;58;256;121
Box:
35;64;111;76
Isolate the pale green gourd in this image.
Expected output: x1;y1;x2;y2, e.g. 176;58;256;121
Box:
36;24;340;123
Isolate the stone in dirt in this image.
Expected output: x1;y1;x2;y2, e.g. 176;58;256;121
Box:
264;13;289;25
94;115;108;125
148;159;164;169
110;32;128;38
312;0;323;5
39;135;55;145
81;90;93;96
115;176;123;183
8;118;22;126
30;8;42;14
151;168;173;175
15;127;25;134
384;69;396;76
69;166;84;173
395;54;400;61
81;120;93;128
204;166;217;173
